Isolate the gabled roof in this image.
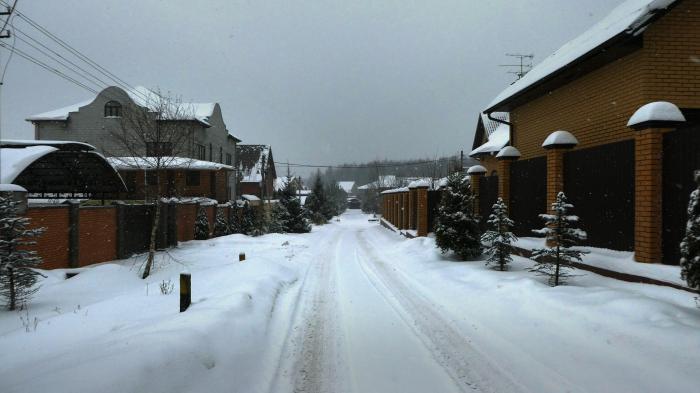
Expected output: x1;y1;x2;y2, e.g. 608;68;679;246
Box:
338;181;355;193
236;144;275;183
26;86;218;126
486;0;677;112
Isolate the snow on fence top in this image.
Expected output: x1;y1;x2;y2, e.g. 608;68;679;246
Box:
627;101;686;127
469;123;509;157
542;130;579;148
107;157;233;171
496;146;521;159
485;0;676;112
0;145;59;184
408;179;431;188
467;165;487;175
26;86;217;126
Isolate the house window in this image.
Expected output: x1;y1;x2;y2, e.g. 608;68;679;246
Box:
146;142;172;157
104;101;122;117
225;153;232;165
186;171;200;186
146;171;158;186
194;143;206;160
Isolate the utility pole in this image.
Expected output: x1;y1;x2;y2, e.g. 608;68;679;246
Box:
0;1;18;138
460;150;464;172
499;53;534;82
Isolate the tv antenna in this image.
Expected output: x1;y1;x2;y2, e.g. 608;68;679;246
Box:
499;53;534;82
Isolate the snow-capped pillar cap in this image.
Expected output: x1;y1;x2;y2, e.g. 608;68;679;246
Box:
496;146;521;161
466;165;487;175
627;101;686;130
542;130;579;150
409;179;431;189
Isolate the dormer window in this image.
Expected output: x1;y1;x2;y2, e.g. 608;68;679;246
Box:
104;101;122;117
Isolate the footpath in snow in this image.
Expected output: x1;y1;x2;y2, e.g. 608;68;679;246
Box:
1;210;699;393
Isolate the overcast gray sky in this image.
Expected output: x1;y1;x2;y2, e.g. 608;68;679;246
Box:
1;0;619;171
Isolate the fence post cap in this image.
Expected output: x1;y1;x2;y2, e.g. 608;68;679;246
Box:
496;146;521;160
542;130;579;149
467;165;487;175
628;101;686;130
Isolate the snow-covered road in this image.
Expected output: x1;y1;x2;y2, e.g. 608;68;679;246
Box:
2;210;699;393
267;211;521;393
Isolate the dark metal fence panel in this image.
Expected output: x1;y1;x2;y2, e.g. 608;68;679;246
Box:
479;176;499;229
427;190;442;232
663;125;700;265
510;157;546;237
122;205;154;256
564;140;635;250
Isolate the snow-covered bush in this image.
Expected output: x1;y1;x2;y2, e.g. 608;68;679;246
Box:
194;205;210;240
680;171;700;293
0;195;45;310
530;192;587;286
267;202;290;234
481;198;517;271
434;172;482;260
213;207;229;237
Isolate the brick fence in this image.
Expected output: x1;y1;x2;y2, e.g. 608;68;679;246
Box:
24;201;247;270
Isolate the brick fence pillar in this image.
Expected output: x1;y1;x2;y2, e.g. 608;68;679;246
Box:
467;165;487;215
628;102;685;263
416;186;429;236
542;130;579;210
401;191;409;229
394;193;400;227
114;201;127;259
633;128;665;262
496;146;521;210
408;187;417;229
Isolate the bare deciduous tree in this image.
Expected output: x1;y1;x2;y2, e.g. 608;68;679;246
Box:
107;89;198;279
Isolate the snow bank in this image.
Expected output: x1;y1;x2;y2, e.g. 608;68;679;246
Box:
0;233;311;393
627;101;686;127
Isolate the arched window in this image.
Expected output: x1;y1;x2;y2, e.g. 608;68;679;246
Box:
104;101;122;117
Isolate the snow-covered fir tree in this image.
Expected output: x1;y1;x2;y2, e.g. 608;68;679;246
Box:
279;180;311;233
0;195;45;310
481;198;517;271
306;173;329;225
531;192;587;286
213;206;229;237
194;205;210;240
228;203;243;234
267;202;291;233
680;171;700;292
434;172;482;260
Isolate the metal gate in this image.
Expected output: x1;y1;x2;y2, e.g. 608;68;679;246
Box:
479;175;499;229
564;140;635;250
663;125;700;265
427;190;442;232
123;205;154;256
510;157;546;237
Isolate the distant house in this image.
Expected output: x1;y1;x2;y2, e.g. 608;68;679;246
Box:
26;85;241;202
470;0;700;264
236;144;276;200
337;181;356;197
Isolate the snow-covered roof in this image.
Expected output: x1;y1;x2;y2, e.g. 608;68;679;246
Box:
486;0;677;112
275;176;290;191
0;183;27;192
237;145;272;183
627;101;686;127
357;175;398;190
481;112;510;137
1;139;96;151
337;181;355;193
469;123;510;157
0;145;59;183
241;194;261;201
26;86;218;126
107;157;233;171
542;130;579;148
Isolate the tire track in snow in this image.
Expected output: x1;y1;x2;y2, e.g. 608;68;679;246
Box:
267;227;346;393
354;231;528;393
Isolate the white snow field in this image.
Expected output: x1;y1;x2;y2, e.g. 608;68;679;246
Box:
1;210;699;393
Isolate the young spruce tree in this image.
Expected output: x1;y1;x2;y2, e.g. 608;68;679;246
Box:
228;203;243;234
306;174;329;225
481;198;517;271
194;205;210;240
279;180;311;233
434;172;482;259
680;171;700;293
213;206;229;237
267;202;291;233
0;195;45;310
531;192;587;286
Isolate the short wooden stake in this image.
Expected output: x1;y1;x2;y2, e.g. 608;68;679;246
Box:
239;252;245;262
180;273;191;312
